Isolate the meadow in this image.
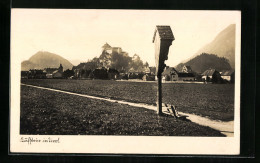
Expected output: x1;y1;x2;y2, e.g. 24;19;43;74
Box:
21;79;234;121
20;85;224;136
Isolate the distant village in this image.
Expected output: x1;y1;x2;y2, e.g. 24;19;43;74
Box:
21;43;235;83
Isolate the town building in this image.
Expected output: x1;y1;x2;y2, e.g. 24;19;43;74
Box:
142;74;155;81
44;64;63;78
162;67;179;81
72;62;94;78
143;66;151;74
28;69;47;79
220;70;235;83
161;67;195;81
108;68;119;80
91;67;109;79
177;73;196;81
201;69;221;82
182;65;193;73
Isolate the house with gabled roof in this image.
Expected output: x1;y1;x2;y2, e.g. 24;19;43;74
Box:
161;67;196;81
143;66;151;74
182;65;193;73
220;70;235;83
141;66;156;81
142;74;155;81
162;67;178;81
177;73;195;81
44;64;63;78
52;70;62;78
201;68;221;82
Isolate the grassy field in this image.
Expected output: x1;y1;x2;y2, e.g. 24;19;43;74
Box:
21;79;234;121
20;85;224;136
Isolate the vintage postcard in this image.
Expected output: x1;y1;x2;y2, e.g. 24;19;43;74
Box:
10;9;241;154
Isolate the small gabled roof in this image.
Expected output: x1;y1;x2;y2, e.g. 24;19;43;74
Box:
202;69;218;76
220;70;235;76
153;26;175;43
184;65;192;70
162;67;178;75
53;70;59;74
182;65;193;73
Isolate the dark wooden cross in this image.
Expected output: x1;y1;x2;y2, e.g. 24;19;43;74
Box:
152;26;175;115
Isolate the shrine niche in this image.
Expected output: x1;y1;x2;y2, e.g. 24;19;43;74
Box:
152;26;175;115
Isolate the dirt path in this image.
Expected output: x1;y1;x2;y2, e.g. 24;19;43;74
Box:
21;83;234;137
117;79;205;84
175;112;234;137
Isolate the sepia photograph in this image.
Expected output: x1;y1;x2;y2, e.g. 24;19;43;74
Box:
10;9;241;154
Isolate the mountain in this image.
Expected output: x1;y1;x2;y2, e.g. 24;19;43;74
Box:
175;24;236;73
21;60;41;71
21;51;74;71
175;53;232;73
180;24;236;69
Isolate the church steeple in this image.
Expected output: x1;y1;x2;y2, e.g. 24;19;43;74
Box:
58;63;63;73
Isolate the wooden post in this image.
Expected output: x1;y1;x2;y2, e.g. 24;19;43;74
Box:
153;26;174;116
157;74;162;115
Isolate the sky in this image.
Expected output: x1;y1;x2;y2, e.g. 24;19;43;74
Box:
11;9;240;67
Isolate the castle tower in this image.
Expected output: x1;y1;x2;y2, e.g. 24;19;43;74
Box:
102;43;112;51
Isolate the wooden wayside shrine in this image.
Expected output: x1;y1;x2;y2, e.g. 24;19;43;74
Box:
153;26;175;115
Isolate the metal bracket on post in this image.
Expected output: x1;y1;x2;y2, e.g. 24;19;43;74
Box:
153;26;175;115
